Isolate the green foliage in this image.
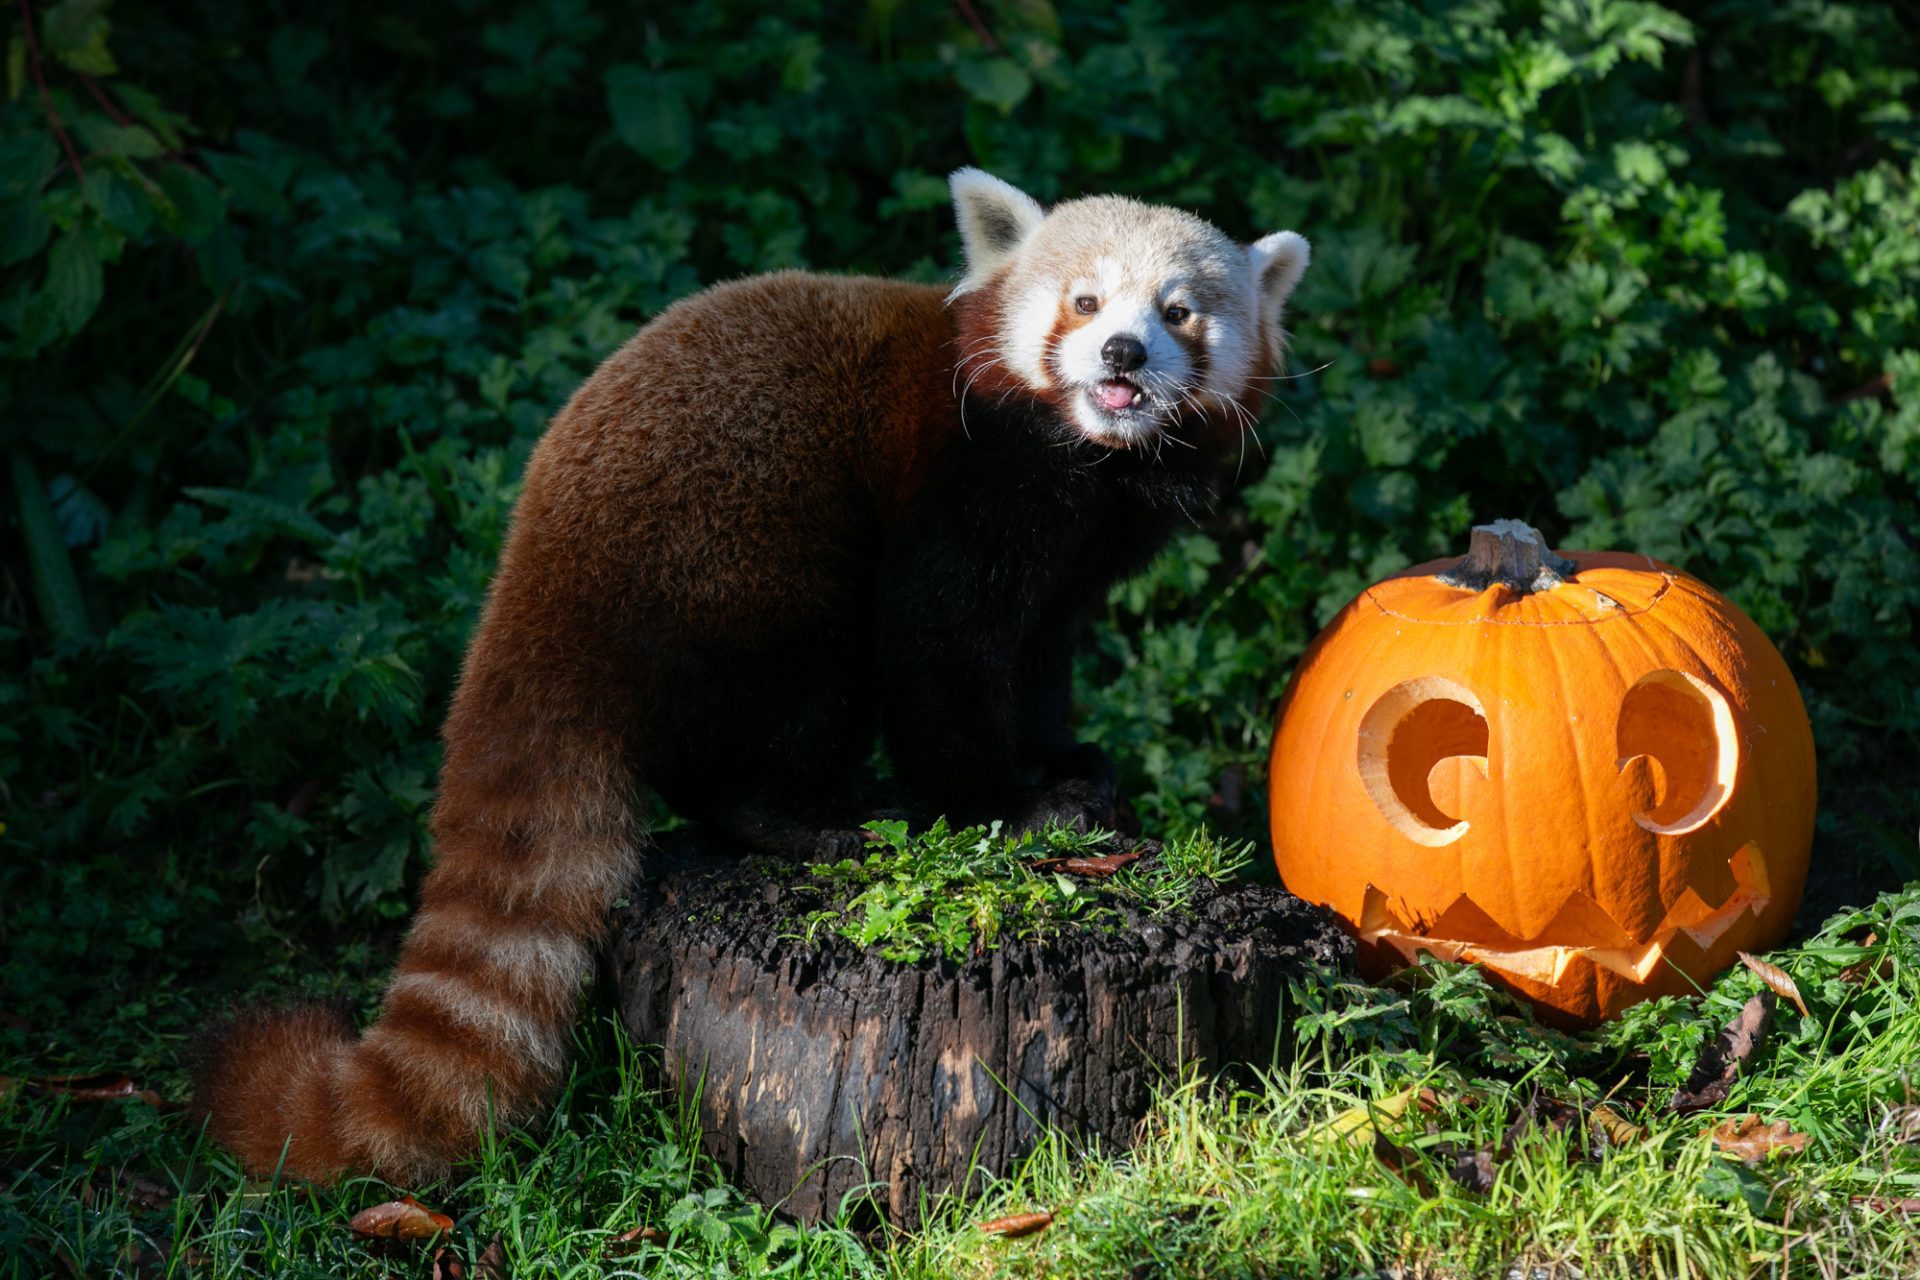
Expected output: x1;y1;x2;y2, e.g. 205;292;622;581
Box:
799;820;1252;963
0;0;1914;1045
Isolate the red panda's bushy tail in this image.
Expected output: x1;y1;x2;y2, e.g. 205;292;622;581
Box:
192;639;641;1185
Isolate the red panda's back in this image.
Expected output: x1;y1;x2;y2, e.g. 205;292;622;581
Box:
497;273;957;643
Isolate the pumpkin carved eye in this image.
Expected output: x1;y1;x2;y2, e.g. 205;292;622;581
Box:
1614;669;1739;835
1356;677;1488;847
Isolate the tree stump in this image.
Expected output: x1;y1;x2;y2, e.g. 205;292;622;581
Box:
606;841;1351;1227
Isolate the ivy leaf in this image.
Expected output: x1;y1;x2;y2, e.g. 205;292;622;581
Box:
956;58;1032;114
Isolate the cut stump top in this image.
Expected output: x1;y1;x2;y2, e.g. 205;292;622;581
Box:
607;840;1350;1227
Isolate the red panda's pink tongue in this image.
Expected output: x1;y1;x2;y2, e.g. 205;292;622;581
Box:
1094;379;1141;411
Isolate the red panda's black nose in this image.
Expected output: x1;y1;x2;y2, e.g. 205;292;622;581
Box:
1101;334;1148;373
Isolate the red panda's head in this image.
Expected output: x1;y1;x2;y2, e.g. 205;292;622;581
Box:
946;168;1309;450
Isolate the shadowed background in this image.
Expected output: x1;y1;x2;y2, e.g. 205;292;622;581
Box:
3;0;1916;1066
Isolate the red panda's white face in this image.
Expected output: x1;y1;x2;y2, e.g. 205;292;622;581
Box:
948;169;1310;449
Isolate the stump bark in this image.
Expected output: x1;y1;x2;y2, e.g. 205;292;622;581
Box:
606;842;1351;1227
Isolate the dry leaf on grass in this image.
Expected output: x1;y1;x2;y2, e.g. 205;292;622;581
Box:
1444;1145;1498;1193
1589;1104;1645;1148
1840;933;1895;986
978;1210;1054;1238
430;1235;508;1279
1852;1195;1920;1215
1704;1114;1809;1162
1312;1086;1441;1148
1029;851;1143;877
1669;992;1773;1114
1370;1132;1438;1197
348;1195;454;1241
20;1072;177;1110
1737;952;1811;1017
605;1226;667;1257
1500;1091;1582;1160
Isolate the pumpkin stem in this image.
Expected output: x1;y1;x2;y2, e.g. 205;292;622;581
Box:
1437;519;1578;593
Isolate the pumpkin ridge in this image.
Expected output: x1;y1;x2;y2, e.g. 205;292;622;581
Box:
1591;609;1672;940
1361;570;1676;628
1532;594;1599;941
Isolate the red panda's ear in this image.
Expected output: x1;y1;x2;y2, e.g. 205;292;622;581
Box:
949;168;1045;296
1248;230;1311;367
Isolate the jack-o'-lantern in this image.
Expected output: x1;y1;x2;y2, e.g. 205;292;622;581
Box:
1268;519;1816;1025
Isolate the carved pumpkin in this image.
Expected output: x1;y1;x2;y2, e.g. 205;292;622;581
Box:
1268;520;1816;1025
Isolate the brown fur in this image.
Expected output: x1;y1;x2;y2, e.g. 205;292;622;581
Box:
194;274;971;1184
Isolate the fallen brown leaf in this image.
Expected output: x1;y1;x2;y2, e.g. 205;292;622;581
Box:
1670;992;1773;1114
1881;1104;1920;1145
1501;1091;1582;1159
24;1072;177;1109
1371;1132;1438;1196
978;1210;1054;1238
1737;952;1811;1018
1839;934;1894;986
1852;1195;1920;1215
1029;851;1143;877
348;1195;453;1241
1704;1114;1809;1163
1589;1104;1645;1148
1444;1145;1498;1193
605;1226;667;1257
431;1235;508;1279
473;1236;508;1279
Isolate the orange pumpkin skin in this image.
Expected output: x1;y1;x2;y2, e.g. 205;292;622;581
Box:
1268;531;1816;1026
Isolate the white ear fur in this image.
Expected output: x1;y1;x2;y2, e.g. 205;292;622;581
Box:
949;167;1045;296
1248;230;1311;364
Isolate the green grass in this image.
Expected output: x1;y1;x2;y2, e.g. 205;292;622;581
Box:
5;873;1914;1279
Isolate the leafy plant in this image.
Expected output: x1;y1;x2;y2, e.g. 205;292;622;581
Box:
797;820;1247;964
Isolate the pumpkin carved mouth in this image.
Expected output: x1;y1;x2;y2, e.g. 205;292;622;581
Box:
1357;839;1772;986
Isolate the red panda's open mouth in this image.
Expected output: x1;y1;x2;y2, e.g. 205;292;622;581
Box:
1091;377;1146;413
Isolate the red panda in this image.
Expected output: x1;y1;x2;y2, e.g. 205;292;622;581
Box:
191;170;1311;1184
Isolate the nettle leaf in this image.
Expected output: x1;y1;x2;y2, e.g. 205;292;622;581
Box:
81;169;151;237
72;118;165;161
41;0;116;76
153;164;226;241
0;198;52;266
0;135;60;198
956;58;1033;114
45;231;104;334
605;65;704;170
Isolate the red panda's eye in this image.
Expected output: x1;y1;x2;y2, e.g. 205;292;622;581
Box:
1074;296;1099;315
1164;304;1191;325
